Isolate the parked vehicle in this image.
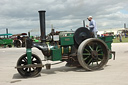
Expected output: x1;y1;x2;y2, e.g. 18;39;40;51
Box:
12;33;27;47
0;33;13;48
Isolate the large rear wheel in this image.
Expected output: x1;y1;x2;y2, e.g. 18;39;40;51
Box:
77;38;109;71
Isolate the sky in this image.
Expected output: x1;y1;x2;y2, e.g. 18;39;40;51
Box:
0;0;128;36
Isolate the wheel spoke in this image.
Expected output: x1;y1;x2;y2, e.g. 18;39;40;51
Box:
83;56;90;60
98;54;104;56
83;53;91;56
88;45;93;51
87;58;92;65
98;57;102;61
24;68;28;72
23;57;27;62
96;46;99;51
97;49;102;52
29;68;31;72
32;67;35;70
85;49;90;53
33;60;38;64
96;59;99;65
31;57;34;61
21;61;26;64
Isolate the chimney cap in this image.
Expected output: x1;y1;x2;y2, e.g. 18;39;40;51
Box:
38;10;46;12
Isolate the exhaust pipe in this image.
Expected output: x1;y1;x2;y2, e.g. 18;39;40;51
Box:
36;10;49;57
38;10;46;43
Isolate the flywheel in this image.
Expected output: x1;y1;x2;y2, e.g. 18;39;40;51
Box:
74;27;91;47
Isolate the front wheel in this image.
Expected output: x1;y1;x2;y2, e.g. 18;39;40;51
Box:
77;38;109;71
8;45;12;48
17;54;42;77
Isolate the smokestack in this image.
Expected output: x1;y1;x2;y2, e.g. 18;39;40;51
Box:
28;32;30;37
6;28;8;38
83;20;85;27
38;10;46;43
124;23;126;28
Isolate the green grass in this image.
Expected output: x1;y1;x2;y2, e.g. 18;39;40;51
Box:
113;37;128;43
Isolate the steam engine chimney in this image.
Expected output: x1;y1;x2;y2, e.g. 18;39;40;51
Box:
38;10;46;43
124;23;126;28
6;28;9;38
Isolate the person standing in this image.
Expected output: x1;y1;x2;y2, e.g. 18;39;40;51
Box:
119;33;122;42
86;16;98;38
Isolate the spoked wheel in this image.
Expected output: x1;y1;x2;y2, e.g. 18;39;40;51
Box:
77;38;109;71
15;40;22;47
17;54;42;77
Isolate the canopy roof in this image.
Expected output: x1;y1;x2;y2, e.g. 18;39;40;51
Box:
0;33;12;36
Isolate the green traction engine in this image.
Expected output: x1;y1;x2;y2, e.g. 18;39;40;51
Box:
15;10;115;77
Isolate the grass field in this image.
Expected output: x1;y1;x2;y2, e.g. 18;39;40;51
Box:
113;37;128;43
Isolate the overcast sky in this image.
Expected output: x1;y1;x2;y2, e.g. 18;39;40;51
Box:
0;0;128;35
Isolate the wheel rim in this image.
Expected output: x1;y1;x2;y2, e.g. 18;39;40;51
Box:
17;54;42;77
78;38;109;70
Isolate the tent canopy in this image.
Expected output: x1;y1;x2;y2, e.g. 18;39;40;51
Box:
0;33;12;36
